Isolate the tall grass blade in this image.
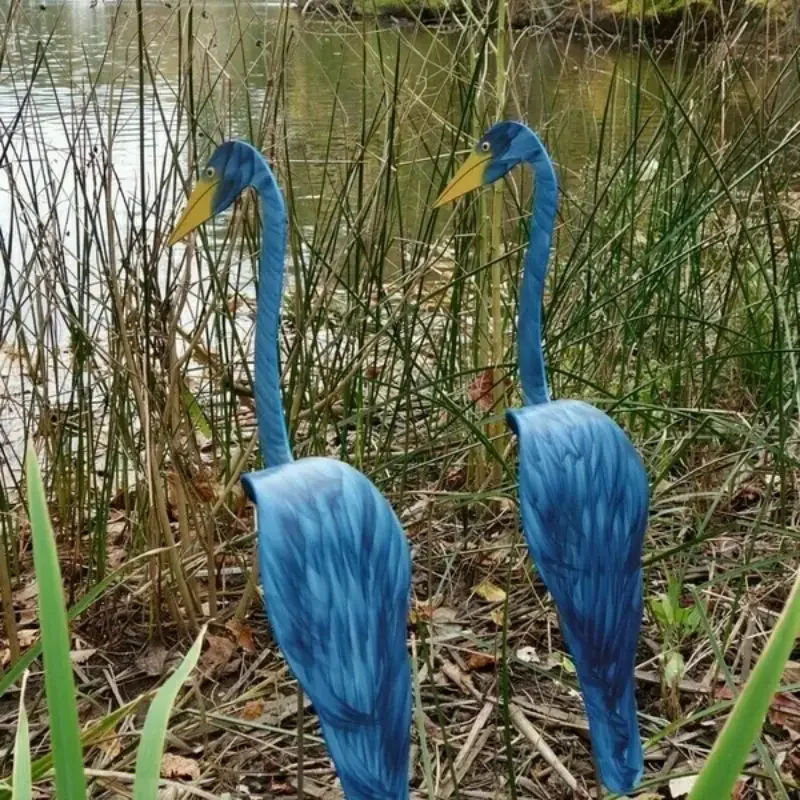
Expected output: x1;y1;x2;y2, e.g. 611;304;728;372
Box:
132;624;208;800
25;445;87;799
688;569;800;799
11;671;31;800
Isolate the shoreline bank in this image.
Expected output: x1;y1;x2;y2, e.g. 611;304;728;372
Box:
295;1;731;40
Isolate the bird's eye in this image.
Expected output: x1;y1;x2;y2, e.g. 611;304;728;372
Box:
205;166;215;179
480;141;490;153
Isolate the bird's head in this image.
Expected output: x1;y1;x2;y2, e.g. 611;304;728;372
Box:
433;121;542;207
168;140;258;246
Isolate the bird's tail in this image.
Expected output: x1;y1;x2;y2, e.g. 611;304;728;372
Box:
317;718;410;800
581;677;643;795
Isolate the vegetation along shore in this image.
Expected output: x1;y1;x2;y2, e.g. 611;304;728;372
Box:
297;0;782;37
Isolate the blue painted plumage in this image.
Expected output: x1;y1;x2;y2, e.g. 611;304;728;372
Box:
242;460;411;800
436;122;649;794
169;141;412;798
507;401;647;793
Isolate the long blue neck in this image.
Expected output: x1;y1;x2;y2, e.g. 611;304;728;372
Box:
251;167;293;467
518;151;558;406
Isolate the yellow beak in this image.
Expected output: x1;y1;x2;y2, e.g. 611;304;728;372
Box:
167;177;218;246
433;151;491;208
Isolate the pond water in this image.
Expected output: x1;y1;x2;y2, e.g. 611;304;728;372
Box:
0;0;649;474
0;0;781;484
0;0;680;224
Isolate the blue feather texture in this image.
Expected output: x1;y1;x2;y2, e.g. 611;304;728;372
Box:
507;401;647;793
437;122;650;794
242;459;412;800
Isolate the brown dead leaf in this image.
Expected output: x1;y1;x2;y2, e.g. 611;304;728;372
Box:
467;368;497;412
226;619;256;653
192;468;218;504
12;581;38;626
107;546;127;569
99;735;122;762
769;692;800;739
241;699;265;720
201;635;236;673
784;660;800;684
730;481;763;511
409;602;433;624
1;647;10;668
731;779;750;799
785;745;800;778
439;659;478;697
410;601;457;625
161;753;200;781
14;582;38;604
229;483;248;517
137;643;168;677
489;607;505;626
713;684;735;701
432;606;457;623
106;514;128;537
496;497;516;515
18;605;36;626
488;532;514;564
444;466;466;490
465;651;496;672
474;579;506;604
269;780;295;795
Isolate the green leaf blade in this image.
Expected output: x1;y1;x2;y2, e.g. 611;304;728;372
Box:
12;672;31;800
25;446;87;799
688;573;800;799
132;624;207;800
183;387;212;439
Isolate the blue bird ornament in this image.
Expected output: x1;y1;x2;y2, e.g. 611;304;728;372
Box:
169;141;412;800
435;122;649;795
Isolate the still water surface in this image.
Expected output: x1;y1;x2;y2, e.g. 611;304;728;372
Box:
0;0;675;222
0;0;769;481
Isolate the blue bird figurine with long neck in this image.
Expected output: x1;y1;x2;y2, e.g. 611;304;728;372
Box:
435;122;648;795
168;141;412;800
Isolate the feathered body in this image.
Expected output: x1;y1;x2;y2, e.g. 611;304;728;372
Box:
436;122;648;794
507;401;647;792
243;460;411;800
169;141;412;799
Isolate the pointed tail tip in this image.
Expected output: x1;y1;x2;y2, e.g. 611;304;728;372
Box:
583;686;644;795
596;752;644;796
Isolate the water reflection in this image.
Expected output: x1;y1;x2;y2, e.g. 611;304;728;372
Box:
1;0;678;241
0;0;786;483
